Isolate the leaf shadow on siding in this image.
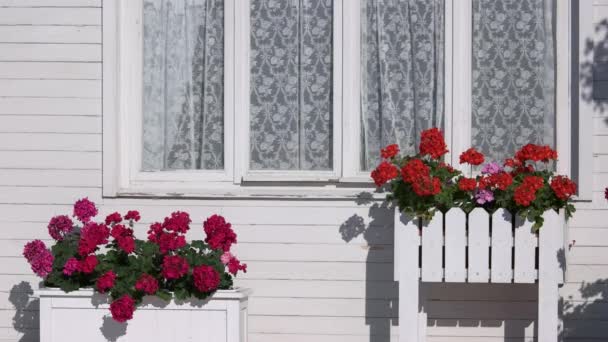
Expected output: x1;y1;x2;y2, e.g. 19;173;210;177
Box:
9;281;38;342
560;279;608;341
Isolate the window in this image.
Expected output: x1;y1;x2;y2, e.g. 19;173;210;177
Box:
103;0;578;197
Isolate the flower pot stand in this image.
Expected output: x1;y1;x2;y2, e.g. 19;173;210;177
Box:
35;288;251;342
394;208;566;342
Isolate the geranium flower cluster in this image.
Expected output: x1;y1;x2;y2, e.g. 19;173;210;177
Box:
371;127;577;229
23;198;247;324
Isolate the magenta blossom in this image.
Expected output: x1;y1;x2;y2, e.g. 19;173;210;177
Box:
475;189;494;205
481;162;503;175
63;257;79;276
47;215;74;241
23;240;53;278
605;187;608;201
73;197;98;223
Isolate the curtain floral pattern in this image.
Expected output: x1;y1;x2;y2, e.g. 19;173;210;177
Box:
249;0;333;171
472;0;555;164
142;0;224;171
360;0;444;171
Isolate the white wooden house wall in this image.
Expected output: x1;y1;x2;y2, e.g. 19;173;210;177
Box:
0;0;607;341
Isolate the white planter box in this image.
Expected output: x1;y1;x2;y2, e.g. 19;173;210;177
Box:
35;288;250;342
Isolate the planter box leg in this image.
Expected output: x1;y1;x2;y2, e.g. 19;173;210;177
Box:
396;211;422;342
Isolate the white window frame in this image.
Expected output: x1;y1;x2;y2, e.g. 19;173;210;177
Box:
103;0;587;198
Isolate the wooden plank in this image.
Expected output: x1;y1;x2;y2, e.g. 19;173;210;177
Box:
0;169;100;187
468;208;490;282
514;215;537;283
0;186;101;205
0;97;100;115
0;151;100;169
491;209;513;283
421;212;443;282
538;210;561;342
0;62;101;79
444;208;466;282
0;0;100;5
0;80;100;98
0;133;101;151
0;44;101;62
0;116;101;134
0;8;100;25
395;209;421;342
0;26;100;44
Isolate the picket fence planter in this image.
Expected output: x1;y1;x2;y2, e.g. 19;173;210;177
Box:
394;208;567;342
35;288;250;342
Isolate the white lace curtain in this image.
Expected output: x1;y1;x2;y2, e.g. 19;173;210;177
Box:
472;0;555;163
142;0;224;171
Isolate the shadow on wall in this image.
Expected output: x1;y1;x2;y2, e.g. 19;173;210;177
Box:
9;282;39;342
561;280;608;341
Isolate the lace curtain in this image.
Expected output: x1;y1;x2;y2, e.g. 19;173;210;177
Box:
249;0;333;171
472;0;555;163
361;0;444;171
142;0;224;171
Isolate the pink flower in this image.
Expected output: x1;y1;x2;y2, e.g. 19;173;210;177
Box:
78;255;97;274
161;255;189;280
63;257;79;276
135;274;159;295
203;215;236;252
73;197;98;223
78;222;110;256
220;252;247;275
23;240;53;278
47;215;74;241
105;212;122;225
220;252;233;265
110;295;135;323
124;210;141;222
192;265;220;293
96;271;116;293
481;162;503;175
475;189;494;205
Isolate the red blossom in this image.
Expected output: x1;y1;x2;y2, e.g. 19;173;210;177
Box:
605;187;608;201
162;211;191;234
96;271;116;293
459;148;485;166
514;176;545;207
124;210;141;222
480;172;513;191
22;240;53;278
161;255;189;280
515;144;557;163
110;295;135;323
380;144;400;159
551;176;577;200
78;255;98;274
147;222;186;254
419;128;448;159
135;274;159;295
412;175;442;196
192;265;220;293
438;162;455;173
370;161;399;187
227;257;247;275
111;224;135;254
105;212;122;225
63;257;79;276
204;215;237;252
73;197;98;223
78;222;110;256
458;178;477;192
47;215;74;241
400;159;430;183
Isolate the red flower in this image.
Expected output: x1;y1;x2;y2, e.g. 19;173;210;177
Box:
124;210;141;222
438;162;455;173
204;215;237;252
480;172;514;191
78;222;110;256
73;197;98;223
605;187;608;201
514;176;545;207
135;274;159;295
161;255;189;280
96;271;116;293
504;158;522;168
419;128;448;159
162;211;191;234
105;212;122;225
380;144;400;159
400;159;430;183
515;144;557;163
78;255;98;274
47;215;74;241
551;176;577;200
370;161;399;186
111;224;135;254
458;178;477;191
110;295;135;323
459;148;485;166
22;240;53;278
412;176;442;196
227;257;247;275
192;265;220;293
147;222;186;254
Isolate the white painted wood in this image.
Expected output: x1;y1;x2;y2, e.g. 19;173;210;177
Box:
395;209;421;342
421;212;443;282
0;44;101;62
0;98;100;116
538;210;561;342
0;80;100;98
0;133;100;152
514;215;537;283
444;208;466;282
491;209;513;283
467;208;490;282
0;0;100;5
0;26;100;44
0;116;101;134
0;151;100;169
0;62;100;80
555;0;572;178
36;288;249;342
0;8;100;25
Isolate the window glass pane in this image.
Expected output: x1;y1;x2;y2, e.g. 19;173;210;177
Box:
142;0;224;171
250;0;333;171
360;0;445;171
472;0;555;163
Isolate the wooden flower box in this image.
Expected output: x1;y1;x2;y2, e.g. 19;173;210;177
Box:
394;208;566;342
35;288;250;342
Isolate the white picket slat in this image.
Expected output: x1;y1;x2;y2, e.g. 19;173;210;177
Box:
395;210;421;342
514;216;537;283
444;208;466;282
491;209;513;283
538;210;561;342
467;208;490;282
421;213;443;282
